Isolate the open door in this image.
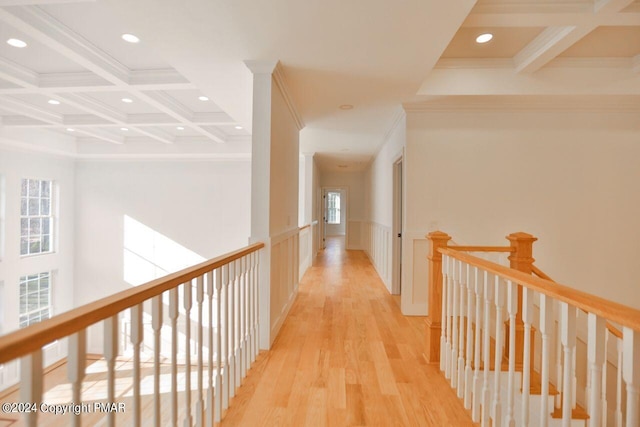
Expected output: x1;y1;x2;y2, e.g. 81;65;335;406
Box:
392;158;403;295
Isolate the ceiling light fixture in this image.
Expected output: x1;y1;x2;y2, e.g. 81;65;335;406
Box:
339;104;353;110
234;125;243;130
476;33;493;44
121;98;133;103
121;34;140;43
198;96;209;101
48;99;60;105
7;38;27;48
176;126;185;130
66;128;75;132
120;127;129;131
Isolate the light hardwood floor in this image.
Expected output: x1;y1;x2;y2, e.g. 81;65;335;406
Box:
220;236;477;426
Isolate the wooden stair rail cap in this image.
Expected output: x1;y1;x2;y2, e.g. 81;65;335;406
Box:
439;247;640;333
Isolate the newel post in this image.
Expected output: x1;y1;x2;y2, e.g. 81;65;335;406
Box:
424;231;452;364
506;232;538;370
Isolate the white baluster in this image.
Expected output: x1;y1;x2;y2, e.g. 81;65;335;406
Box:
215;268;223;422
20;349;43;427
539;294;554;427
505;280;518;427
253;251;260;360
206;271;215;427
457;261;466;398
450;258;459;388
481;270;494;427
68;330;86;427
130;304;143;427
622;327;640;427
602;331;609;427
222;264;230;411
235;259;242;388
521;286;533;427
464;263;474;409
183;281;193;427
229;261;237;398
170;288;179;427
556;301;564;412
243;255;250;379
152;296;163;427
103;315;118;427
440;255;449;373
471;266;483;423
616;338;623;427
196;275;205;427
445;255;454;379
587;314;605;427
560;303;577;427
492;275;504;427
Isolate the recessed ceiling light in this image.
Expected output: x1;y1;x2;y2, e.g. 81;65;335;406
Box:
7;38;27;48
66;128;75;132
476;33;493;44
176;126;185;130
120;127;129;131
338;165;348;168
198;96;209;101
48;99;60;105
339;104;353;110
234;125;243;130
121;34;140;43
121;98;133;103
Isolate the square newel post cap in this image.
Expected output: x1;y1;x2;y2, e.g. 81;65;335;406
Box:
427;231;451;260
427;230;452;242
506;231;538;243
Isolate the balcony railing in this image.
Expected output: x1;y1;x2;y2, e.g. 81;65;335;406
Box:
0;242;264;427
426;231;640;427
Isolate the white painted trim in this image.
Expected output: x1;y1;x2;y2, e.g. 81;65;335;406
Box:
270;227;300;245
403;98;640;113
400;230;429;316
272;63;305;131
269;288;297;344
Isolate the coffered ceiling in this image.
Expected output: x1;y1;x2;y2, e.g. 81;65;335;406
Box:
0;0;639;166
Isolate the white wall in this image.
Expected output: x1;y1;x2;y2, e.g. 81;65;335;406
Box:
405;109;640;311
0;147;76;387
321;170;366;249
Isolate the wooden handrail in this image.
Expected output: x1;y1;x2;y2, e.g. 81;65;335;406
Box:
439;248;640;333
532;263;625;340
448;245;515;253
299;224;311;231
0;242;265;365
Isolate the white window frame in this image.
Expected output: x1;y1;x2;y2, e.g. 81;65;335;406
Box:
20;178;54;257
19;272;52;328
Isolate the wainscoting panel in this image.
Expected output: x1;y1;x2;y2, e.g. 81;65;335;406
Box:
270;228;300;340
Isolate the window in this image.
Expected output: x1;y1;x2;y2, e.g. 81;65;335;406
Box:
19;272;51;328
20;179;53;256
327;191;341;224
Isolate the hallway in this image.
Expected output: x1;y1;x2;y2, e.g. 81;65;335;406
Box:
221;237;476;426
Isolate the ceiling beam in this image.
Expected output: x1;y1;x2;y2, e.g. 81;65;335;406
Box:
511;0;637;73
0;57;38;88
1;111;235;127
463;12;640;27
0;96;62;124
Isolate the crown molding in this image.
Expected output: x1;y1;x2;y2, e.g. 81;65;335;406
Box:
272;62;305;131
403;97;640;113
546;57;632;69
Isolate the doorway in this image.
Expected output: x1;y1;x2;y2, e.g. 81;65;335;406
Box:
392;158;403;295
322;187;347;250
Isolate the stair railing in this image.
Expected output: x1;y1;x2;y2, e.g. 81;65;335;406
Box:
0;242;264;427
426;231;640;427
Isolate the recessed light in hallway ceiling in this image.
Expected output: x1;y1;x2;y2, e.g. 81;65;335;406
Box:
339;104;353;110
198;96;209;101
176;126;185;130
48;99;60;105
121;98;133;103
121;34;140;43
234;125;243;130
476;33;493;44
7;38;27;48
